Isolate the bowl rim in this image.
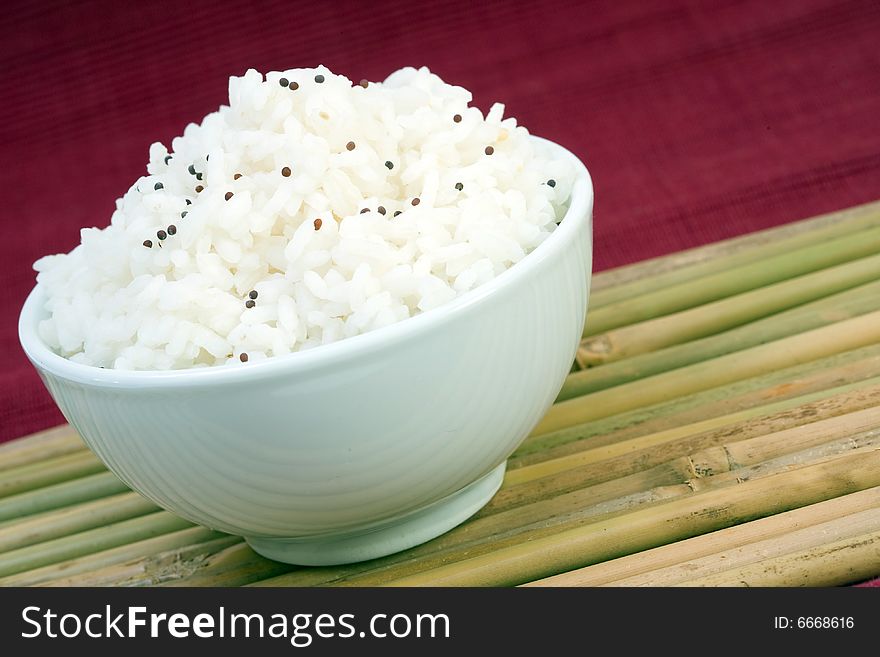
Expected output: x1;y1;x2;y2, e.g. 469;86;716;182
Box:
19;136;593;388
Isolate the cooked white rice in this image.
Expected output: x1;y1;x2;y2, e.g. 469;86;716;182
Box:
34;66;574;370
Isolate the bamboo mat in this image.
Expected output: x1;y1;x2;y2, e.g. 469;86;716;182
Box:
3;201;880;587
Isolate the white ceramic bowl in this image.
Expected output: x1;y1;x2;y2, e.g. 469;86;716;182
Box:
19;138;593;566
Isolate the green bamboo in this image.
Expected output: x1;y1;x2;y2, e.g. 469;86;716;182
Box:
561;279;880;400
526;487;880;586
0;451;106;499
0;511;192;578
269;444;880;588
521;346;880;462
370;448;880;586
494;401;880;516
0;527;228;587
588;201;880;307
249;406;880;589
159;543;293;587
0;492;158;554
583;225;880;337
484;425;880;558
0;425;85;473
519;380;880;497
43;535;243;587
578;255;880;368
0;471;128;523
537;310;880;436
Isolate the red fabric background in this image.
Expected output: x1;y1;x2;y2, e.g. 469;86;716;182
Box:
5;0;880;441
6;0;880;444
2;0;879;586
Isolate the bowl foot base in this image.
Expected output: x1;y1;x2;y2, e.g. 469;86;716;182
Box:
245;462;506;566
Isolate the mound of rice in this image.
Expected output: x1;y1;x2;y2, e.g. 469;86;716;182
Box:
34;66;575;370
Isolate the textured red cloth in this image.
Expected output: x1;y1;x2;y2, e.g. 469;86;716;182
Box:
3;0;880;460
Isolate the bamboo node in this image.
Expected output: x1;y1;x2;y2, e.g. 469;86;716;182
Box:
577;335;615;368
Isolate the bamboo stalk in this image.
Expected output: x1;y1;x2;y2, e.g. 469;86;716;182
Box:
580;253;880;367
620;509;880;586
311;444;880;588
0;491;158;554
494;405;880;517
485;432;880;550
0;425;85;473
41;426;876;587
0;471;128;523
0;451;106;499
510;399;880;488
0;511;192;578
164;561;292;588
673;530;880;587
691;435;880;490
523;373;880;472
588;200;880;305
251;430;880;588
693;420;880;482
42;535;243;587
365;448;880;587
536;310;880;437
565;279;880;398
583;225;880;337
520;348;880;462
250;470;695;588
0;526;228;587
159;543;293;587
524;487;880;586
